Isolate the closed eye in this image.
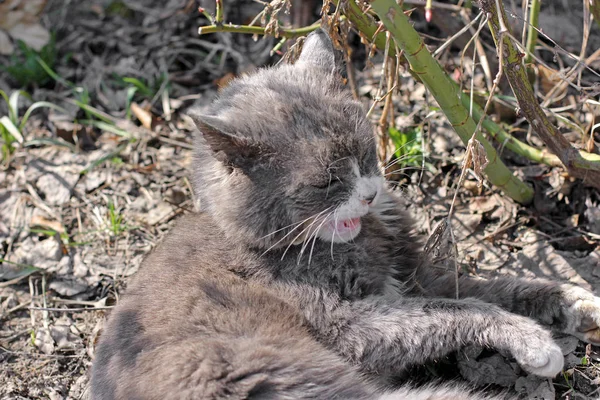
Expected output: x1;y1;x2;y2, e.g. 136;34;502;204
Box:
311;176;342;190
311;181;330;189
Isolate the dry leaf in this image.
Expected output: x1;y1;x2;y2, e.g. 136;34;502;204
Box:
0;0;46;29
214;72;236;90
34;328;55;355
30;215;66;234
0;30;14;54
424;218;452;261
537;64;563;96
468;196;499;214
0;0;49;54
8;23;50;51
468;138;489;188
130;102;153;130
515;375;555;400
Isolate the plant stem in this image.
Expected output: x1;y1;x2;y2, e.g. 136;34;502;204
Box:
524;0;540;65
461;95;562;167
338;0;560;169
339;0;395;57
590;0;600;30
479;0;600;189
369;0;534;204
215;0;223;25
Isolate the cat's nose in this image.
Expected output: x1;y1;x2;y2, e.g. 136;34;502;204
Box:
362;192;377;205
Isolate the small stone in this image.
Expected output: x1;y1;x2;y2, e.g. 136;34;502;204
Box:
141;201;173;226
49;278;88;297
34;328;55;355
515;375;555;400
554;335;579;355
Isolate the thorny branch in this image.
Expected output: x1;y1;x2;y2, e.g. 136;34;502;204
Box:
478;0;600;190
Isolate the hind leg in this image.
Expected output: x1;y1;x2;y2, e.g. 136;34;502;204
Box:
95;332;380;400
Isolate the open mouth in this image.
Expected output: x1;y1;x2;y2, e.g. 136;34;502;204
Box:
329;217;361;236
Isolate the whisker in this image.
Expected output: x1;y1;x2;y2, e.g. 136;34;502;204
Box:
329;156;351;166
306;211;333;266
261;221;307;256
383;153;425;170
383;166;425;177
280;207;332;261
259;215;312;241
381;138;421;167
330;209;338;261
262;208;331;257
299;211;328;254
298;211;331;263
280;224;312;261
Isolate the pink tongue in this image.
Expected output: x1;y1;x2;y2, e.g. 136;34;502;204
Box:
333;217;361;233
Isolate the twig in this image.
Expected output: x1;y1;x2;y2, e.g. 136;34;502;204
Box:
541;39;600;107
433;11;483;57
199;21;321;38
28;306;114;312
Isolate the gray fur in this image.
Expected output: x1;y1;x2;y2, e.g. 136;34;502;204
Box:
91;29;600;399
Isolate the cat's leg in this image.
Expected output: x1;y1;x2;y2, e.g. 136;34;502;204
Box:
93;312;487;400
282;287;563;378
408;264;600;344
379;384;510;400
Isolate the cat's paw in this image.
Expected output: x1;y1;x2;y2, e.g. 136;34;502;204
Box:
551;284;600;344
511;337;563;377
501;316;564;377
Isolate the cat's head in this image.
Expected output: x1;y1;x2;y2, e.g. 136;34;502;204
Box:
190;28;384;249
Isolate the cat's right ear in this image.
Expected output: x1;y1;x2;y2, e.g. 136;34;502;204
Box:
188;112;262;170
296;28;338;73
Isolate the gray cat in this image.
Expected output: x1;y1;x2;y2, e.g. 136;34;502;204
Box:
90;29;600;400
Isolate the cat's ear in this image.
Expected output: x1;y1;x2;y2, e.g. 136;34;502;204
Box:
189;112;262;169
296;28;338;73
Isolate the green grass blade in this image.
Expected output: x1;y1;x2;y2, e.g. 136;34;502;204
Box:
20;101;67;131
122;77;152;98
125;87;138;119
80;142;128;175
79;119;134;140
24;137;77;151
0;90;16;122
74;101;114;123
0;116;24;144
8;91;23;125
35;56;74;89
0;258;42;281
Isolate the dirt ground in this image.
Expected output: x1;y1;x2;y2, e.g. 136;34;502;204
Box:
1;1;600;399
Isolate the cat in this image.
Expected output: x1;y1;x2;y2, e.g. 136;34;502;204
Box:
90;28;600;400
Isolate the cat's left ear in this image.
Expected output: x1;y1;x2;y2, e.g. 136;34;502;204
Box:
188;111;265;170
296;28;343;74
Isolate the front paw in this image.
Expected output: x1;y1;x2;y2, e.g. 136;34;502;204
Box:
504;319;564;377
512;335;563;377
550;285;600;344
